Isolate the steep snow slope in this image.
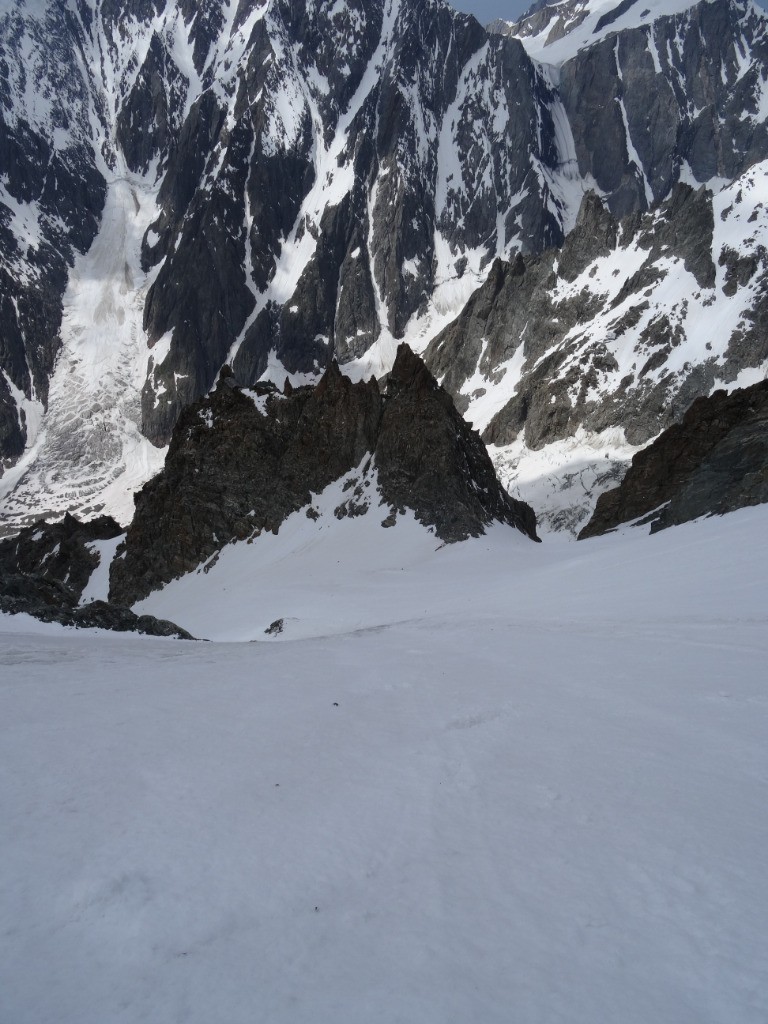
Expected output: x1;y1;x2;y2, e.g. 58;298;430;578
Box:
2;507;767;1022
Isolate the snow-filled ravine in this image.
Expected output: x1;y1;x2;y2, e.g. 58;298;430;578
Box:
1;508;767;1024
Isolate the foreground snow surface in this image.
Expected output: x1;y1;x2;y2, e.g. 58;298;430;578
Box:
2;509;768;1024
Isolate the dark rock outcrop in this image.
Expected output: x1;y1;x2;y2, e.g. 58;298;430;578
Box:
0;582;194;638
0;513;123;604
376;345;539;543
110;347;539;606
0;513;192;637
579;378;768;537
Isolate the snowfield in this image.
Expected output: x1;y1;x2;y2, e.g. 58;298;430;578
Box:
1;508;767;1023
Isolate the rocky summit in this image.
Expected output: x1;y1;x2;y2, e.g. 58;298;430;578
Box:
109;346;539;607
579;379;768;537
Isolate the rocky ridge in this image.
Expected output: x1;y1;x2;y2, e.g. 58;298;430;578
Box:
110;346;539;607
579;378;768;537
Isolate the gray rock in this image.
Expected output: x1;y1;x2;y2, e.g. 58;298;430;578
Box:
0;513;123;606
579;379;768;537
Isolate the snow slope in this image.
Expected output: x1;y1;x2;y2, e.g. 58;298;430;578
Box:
1;508;767;1023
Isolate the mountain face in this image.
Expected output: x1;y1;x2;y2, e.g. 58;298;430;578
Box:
497;0;768;217
1;0;768;533
579;377;768;536
109;346;539;607
424;167;768;531
0;0;576;475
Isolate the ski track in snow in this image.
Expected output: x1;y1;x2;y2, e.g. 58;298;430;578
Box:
1;506;767;1024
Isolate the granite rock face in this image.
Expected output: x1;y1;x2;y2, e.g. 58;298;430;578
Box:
556;0;768;216
110;347;539;606
578;379;768;537
135;2;569;443
496;0;768;213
